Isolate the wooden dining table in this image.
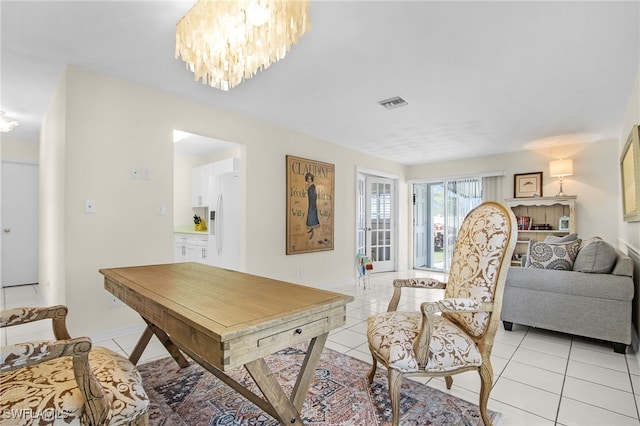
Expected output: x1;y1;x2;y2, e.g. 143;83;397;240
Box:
99;262;353;425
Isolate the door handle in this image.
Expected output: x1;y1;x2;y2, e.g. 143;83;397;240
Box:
3;229;10;233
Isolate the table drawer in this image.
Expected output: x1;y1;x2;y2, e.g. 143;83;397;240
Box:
258;317;328;348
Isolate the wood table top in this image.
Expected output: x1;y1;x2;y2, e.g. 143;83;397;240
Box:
100;262;354;341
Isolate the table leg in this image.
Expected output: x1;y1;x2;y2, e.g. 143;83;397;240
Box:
128;325;153;365
244;332;329;424
245;358;304;424
129;319;189;368
291;333;328;411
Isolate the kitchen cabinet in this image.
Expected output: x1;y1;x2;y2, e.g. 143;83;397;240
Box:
213;157;240;174
504;196;577;266
192;163;214;207
174;233;210;264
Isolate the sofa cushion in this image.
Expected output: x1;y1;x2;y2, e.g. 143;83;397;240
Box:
505;266;634;301
544;233;578;244
526;239;581;270
573;237;617;274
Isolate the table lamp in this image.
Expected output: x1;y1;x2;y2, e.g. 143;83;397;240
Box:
549;159;573;197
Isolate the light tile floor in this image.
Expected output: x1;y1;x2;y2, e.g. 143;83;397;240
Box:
3;270;640;426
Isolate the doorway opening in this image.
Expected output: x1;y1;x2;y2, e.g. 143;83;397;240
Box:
173;130;243;269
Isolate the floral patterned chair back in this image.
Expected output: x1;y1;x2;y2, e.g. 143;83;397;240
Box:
443;202;514;339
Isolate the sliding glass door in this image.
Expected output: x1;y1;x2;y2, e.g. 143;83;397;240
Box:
413;178;482;272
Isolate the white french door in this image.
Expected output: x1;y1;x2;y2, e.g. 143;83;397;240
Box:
357;174;395;273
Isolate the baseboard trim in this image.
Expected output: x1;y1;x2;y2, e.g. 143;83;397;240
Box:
88;323;146;344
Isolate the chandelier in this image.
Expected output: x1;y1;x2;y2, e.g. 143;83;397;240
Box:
175;0;311;91
0;111;18;133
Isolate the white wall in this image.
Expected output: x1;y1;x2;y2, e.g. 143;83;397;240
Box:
41;66;405;337
619;68;640;254
407;140;620;245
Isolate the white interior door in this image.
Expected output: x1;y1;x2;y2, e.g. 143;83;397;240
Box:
2;162;39;287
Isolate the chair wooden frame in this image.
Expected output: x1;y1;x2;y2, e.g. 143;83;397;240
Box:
367;202;517;426
0;305;149;426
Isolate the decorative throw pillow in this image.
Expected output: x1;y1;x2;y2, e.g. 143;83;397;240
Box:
544;233;578;244
573;237;617;274
526;239;581;270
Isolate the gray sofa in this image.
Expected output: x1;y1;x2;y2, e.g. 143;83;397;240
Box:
501;237;635;353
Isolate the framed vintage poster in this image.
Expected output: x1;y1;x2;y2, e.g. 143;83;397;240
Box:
621;125;640;222
514;171;543;198
286;155;335;254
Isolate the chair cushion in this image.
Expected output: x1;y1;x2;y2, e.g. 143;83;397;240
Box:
367;312;482;373
0;346;148;425
526;239;581;270
573;237;617;274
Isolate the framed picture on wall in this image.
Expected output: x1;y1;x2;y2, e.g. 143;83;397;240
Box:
514;172;543;198
286;155;335;254
621;125;640;222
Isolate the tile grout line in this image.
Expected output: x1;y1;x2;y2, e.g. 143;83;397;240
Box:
553;337;573;425
625;353;640;421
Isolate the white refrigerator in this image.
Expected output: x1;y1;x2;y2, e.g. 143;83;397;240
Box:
208;171;241;270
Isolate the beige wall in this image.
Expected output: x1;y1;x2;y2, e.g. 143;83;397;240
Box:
1;137;39;162
39;74;67;307
41;66;405;337
38;64;638;339
407;140;620;245
619;68;640;254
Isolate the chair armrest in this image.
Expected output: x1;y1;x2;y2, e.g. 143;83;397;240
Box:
0;337;90;373
421;298;494;315
0;337;109;425
393;278;446;289
387;278;447;311
412;299;494;365
0;305;71;340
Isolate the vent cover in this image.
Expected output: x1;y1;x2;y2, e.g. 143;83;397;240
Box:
378;96;408;110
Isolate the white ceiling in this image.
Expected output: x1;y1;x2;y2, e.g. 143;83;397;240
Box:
2;1;638;165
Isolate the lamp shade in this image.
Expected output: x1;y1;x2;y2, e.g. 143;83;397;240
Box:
549;159;573;177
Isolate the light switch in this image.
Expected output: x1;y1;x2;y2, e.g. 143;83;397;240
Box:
84;199;96;214
130;167;140;179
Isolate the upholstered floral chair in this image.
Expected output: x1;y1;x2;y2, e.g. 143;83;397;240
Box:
0;305;149;425
367;201;516;426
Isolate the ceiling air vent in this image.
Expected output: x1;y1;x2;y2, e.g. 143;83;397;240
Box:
378;96;408;110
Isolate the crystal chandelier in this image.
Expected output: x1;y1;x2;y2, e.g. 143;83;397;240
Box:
175;0;311;91
0;111;18;132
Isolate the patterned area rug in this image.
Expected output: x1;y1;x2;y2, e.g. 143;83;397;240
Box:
137;345;503;426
